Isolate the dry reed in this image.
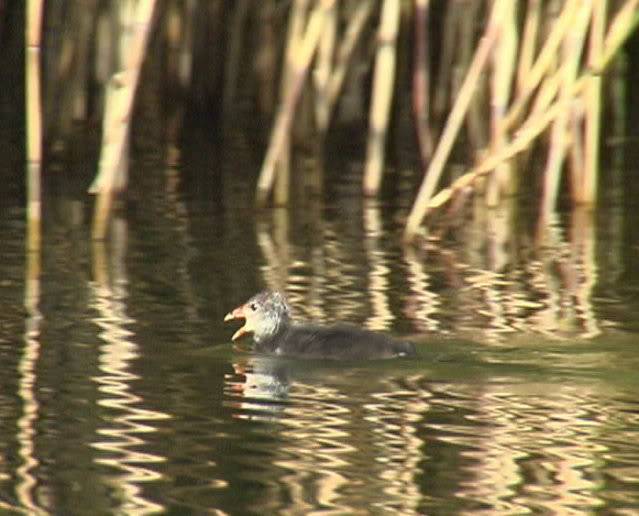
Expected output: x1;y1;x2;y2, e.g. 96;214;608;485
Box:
321;0;373;132
90;0;158;240
275;0;309;206
412;0;432;166
363;0;401;196
583;0;608;205
541;0;592;218
487;0;517;206
256;0;335;207
404;0;506;241
404;0;639;242
25;0;44;252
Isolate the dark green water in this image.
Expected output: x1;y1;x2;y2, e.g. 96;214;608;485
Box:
1;130;639;515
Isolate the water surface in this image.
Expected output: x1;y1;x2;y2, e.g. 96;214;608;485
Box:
1;148;639;514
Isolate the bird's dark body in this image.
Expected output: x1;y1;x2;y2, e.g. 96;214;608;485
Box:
255;323;416;360
225;290;416;360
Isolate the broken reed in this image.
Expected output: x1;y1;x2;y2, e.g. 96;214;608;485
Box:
90;0;158;240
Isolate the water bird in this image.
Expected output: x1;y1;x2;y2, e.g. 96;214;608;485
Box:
224;290;416;360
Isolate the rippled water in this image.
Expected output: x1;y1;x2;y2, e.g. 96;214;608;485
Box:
1;110;639;514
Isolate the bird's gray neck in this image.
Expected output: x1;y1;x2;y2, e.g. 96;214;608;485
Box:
253;313;290;344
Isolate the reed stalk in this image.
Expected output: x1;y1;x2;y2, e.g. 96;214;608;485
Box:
90;0;158;240
425;100;572;216
412;0;432;166
528;61;561;120
256;0;335;206
433;2;460;119
459;0;487;153
275;0;308;206
314;1;336;131
568;102;585;198
582;0;607;205
601;0;639;67
504;0;579;130
321;0;373;132
415;0;638;226
541;0;592;218
25;0;44;252
363;0;401;196
517;0;541;95
403;0;638;240
404;0;505;241
487;0;517;206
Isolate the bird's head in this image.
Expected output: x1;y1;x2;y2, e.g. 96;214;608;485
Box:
224;290;291;342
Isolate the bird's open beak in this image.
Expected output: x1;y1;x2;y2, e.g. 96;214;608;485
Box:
224;305;252;341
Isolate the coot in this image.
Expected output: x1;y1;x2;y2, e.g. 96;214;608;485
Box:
224;290;416;360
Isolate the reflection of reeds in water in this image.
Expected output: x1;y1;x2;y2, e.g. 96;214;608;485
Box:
363;201;394;331
256;207;364;325
225;359;430;515
90;220;169;515
426;199;603;342
16;250;44;514
402;246;441;333
437;381;617;513
363;381;428;515
276;386;355;515
254;191;606;342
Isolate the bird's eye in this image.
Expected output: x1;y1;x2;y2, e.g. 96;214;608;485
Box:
249;303;257;311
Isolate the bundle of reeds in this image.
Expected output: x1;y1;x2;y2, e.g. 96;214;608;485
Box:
404;0;639;241
246;1;637;242
23;1;637;242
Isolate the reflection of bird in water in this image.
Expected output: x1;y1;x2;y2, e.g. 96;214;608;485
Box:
230;359;290;400
224;357;291;423
224;290;416;360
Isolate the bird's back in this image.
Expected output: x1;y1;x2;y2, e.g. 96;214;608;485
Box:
258;323;416;360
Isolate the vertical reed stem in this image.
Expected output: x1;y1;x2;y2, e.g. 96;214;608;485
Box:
517;0;541;94
541;0;592;218
314;1;336;131
567;100;585;200
91;0;158;240
487;0;517;206
404;0;505;241
275;0;308;206
322;0;373;132
363;0;401;196
412;0;432;166
256;0;335;206
25;0;44;252
582;0;607;205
